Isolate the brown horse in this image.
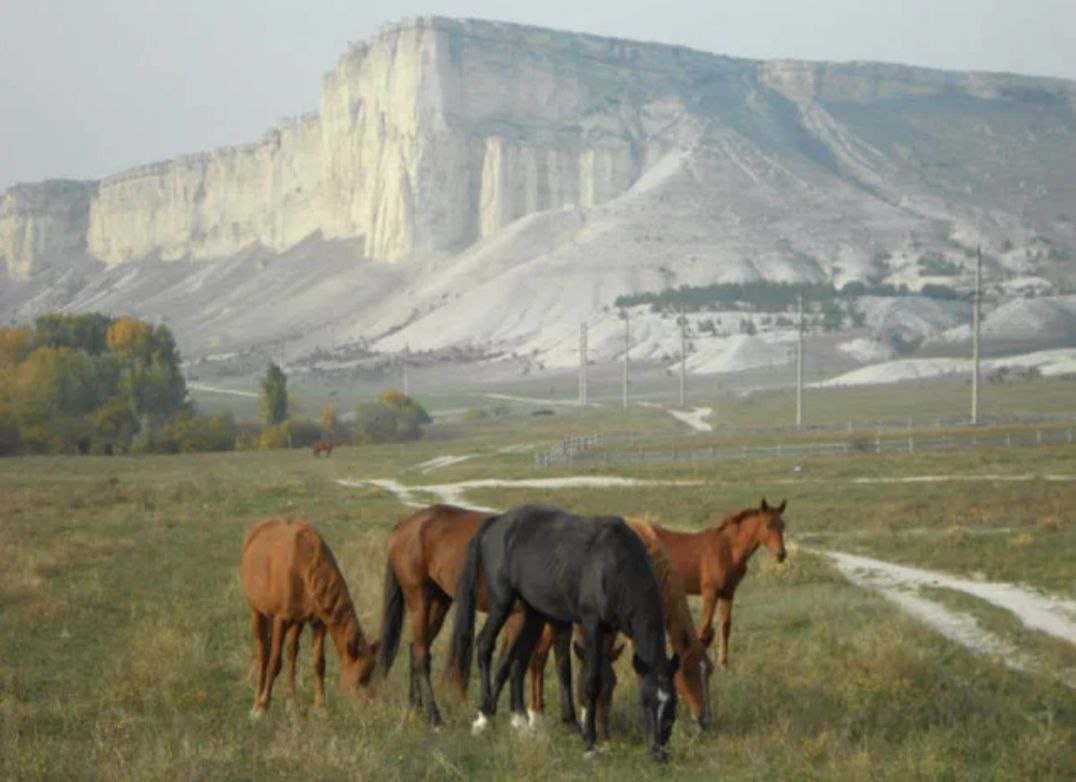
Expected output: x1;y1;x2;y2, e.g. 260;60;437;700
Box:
377;505;491;726
653;499;788;670
511;517;713;735
240;517;379;717
312;441;334;457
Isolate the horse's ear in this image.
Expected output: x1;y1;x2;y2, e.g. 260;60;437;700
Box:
573;640;586;661
632;652;651;677
668;653;680;676
760;498;770;511
776;499;787;514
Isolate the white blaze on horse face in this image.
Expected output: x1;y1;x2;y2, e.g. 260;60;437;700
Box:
471;712;489;735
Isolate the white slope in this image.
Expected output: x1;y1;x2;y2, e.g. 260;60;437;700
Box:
812;347;1076;388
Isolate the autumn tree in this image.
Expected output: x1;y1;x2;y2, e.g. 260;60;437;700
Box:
260;363;288;427
319;402;338;434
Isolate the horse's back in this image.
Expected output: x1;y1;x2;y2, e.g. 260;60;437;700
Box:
487;505;652;623
388;504;490;594
240;517;325;620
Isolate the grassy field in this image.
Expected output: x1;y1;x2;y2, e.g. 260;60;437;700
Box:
1;410;1074;780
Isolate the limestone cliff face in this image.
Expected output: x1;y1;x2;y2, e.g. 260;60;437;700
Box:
3;16;1076;278
0;180;95;279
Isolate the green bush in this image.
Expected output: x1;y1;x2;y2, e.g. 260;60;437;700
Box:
355;390;432;443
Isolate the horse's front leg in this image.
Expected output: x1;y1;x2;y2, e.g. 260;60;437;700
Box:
697;588;719;654
718;596;733;670
285;622;302;696
503;610;545;728
580;619;603;753
311;621;327;710
550;621;580;732
526;624;554;724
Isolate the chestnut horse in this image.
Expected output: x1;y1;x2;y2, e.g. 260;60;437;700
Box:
653;499;788;670
509;517;713;735
312;441;334;457
240;517;379;716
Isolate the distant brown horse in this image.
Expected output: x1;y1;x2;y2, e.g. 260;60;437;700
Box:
653;499;787;670
240;517;379;717
510;517;713;735
312;441;334;458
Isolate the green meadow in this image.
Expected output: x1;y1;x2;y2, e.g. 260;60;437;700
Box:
1;397;1074;780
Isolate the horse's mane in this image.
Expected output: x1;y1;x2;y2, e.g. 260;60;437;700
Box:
625;517;704;658
299;524;370;655
714;507;760;533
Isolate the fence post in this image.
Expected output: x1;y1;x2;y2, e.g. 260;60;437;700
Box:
1006;432;1012;448
908;435;914;453
875;436;881;454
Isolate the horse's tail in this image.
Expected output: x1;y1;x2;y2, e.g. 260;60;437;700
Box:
376;559;405;676
446;514;498;696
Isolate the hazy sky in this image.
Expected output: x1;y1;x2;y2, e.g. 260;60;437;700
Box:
2;0;1075;190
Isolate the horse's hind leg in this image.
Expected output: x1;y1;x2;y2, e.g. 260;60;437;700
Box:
526;624;554;723
311;621;327;710
250;608;270;718
285;622;303;696
474;598;514;723
500;609;545;727
258;618;290;713
416;593;450;726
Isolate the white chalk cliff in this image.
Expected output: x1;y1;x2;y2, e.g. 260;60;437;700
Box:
2;17;1075;365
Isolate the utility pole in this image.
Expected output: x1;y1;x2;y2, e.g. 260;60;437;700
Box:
578;323;589;406
971;247;982;426
620;309;630;411
796;290;805;429
402;345;410;396
678;305;687;408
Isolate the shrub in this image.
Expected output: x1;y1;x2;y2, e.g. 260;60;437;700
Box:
355;390;432;443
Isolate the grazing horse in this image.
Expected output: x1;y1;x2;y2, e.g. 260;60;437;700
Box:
312;441;334;457
653;499;788;670
377;504;492;726
240;517;379;716
508;517;713;735
448;504;680;760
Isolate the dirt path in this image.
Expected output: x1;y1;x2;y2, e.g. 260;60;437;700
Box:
667;406;713;433
337;475;702;513
820;548;1076;689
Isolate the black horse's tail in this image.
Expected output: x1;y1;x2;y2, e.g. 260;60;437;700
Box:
446;514;499;696
376;559;404;677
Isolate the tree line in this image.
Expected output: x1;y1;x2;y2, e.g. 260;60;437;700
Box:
0;313;432;456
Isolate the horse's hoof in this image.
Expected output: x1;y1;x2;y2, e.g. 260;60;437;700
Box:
510;712;528;731
471;712;489;735
583;747;603;761
249;706;265;721
527;709;541;729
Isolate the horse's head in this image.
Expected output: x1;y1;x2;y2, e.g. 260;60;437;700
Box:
674;642;714;729
754;498;788;562
340;638;380;697
633;651;680;761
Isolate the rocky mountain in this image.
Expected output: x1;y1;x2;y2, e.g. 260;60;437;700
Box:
2;17;1075;376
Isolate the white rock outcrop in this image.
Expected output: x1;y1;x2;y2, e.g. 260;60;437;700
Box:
3;16;1076;286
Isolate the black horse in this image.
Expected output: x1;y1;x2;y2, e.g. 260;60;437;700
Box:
447;504;680;760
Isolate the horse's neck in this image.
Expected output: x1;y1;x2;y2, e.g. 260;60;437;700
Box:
711;522;760;584
325;610;364;663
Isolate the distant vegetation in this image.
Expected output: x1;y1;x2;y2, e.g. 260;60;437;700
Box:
0;313;234;456
354;389;432;443
614;279;960;314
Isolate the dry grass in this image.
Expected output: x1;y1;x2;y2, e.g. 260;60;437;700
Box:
0;422;1074;780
